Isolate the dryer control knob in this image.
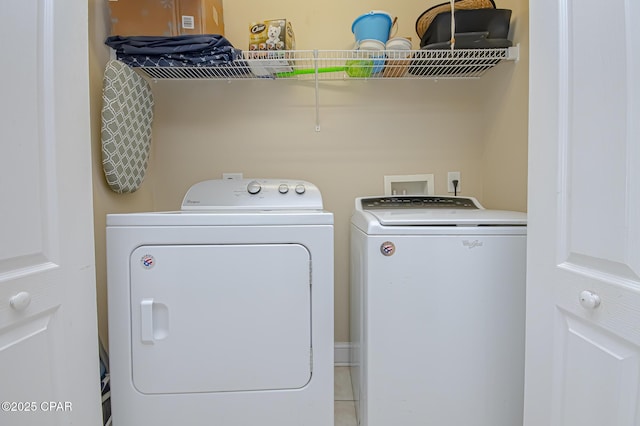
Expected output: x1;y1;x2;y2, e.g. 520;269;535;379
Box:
278;184;289;194
295;184;306;194
247;181;262;194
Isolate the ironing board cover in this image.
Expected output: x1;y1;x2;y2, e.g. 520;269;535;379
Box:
101;60;154;193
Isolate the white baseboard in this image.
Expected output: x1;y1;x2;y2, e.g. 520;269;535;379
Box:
334;342;351;366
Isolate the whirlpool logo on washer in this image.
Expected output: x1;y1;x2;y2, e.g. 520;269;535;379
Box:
141;254;156;269
463;240;484;249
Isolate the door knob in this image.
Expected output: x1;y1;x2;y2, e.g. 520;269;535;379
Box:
579;290;601;309
9;291;32;311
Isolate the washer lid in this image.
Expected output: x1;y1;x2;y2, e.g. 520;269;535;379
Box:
357;196;527;226
182;178;323;211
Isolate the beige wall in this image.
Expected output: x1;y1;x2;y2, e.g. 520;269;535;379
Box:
480;0;529;212
89;0;529;347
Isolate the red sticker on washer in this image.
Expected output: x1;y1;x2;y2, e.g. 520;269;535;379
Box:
380;242;395;256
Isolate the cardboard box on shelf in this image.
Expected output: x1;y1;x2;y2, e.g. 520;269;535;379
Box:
108;0;224;37
246;20;296;77
248;19;295;51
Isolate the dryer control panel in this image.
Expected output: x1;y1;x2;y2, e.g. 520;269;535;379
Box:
182;178;323;210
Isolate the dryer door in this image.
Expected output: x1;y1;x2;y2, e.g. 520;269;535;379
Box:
129;244;312;394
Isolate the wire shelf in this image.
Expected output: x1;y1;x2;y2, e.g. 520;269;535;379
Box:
136;47;518;81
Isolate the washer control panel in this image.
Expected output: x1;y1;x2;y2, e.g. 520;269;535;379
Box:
182;179;323;210
361;196;481;210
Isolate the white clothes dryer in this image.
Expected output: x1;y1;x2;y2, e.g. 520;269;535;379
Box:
350;195;526;426
107;179;333;426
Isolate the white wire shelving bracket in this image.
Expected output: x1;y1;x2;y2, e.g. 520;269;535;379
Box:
135;46;519;131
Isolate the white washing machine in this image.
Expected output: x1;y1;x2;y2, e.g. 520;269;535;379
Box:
107;178;333;426
350;195;527;426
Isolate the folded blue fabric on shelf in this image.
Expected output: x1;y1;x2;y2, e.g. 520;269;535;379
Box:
105;34;243;68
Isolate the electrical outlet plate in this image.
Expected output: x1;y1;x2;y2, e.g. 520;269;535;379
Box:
384;174;435;196
447;171;461;193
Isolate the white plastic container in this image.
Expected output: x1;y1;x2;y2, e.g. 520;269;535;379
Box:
385;37;412;52
383;37;412;77
357;39;385;51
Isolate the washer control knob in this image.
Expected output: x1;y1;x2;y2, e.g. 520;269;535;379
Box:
278;184;289;194
579;290;601;309
295;184;306;194
247;181;262;194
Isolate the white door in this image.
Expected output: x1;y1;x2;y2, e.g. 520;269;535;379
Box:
525;1;640;425
0;1;101;425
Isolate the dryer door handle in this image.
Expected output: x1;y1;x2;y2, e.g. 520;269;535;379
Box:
141;298;155;344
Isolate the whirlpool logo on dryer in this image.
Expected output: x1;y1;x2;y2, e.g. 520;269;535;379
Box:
462;240;484;249
140;254;156;269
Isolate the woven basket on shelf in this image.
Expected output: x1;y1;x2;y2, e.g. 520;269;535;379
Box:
415;0;495;39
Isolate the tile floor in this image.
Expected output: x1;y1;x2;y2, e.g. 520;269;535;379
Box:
334;366;357;426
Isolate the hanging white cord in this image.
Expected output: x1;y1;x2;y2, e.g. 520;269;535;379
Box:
450;0;456;50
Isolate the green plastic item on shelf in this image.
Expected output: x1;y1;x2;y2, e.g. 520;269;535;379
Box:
345;59;374;77
275;66;345;77
275;59;374;78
